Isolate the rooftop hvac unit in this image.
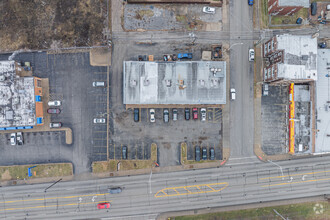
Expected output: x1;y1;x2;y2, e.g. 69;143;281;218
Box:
199;79;205;87
130;79;137;87
0;75;5;81
144;79;150;86
165;80;171;87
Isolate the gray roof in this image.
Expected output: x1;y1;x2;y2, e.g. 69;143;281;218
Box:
0;61;36;128
278;0;309;7
315;49;330;153
123;61;226;105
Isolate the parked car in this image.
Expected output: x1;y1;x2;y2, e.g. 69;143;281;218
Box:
47;108;61;114
178;53;193;59
311;2;317;16
202;6;215;14
202;147;207;160
172;108;178;121
263;83;269;96
16;132;23;145
10;133;16;146
195;146;201;161
201;108;206;121
108;187;122;194
48;100;61;106
185;108;190;120
93;118;106;124
92;81;105;87
163;109;169;123
249;49;255;61
134;108;139;122
192;108;198;120
248;0;253;6
210;147;215;160
97;202;110;209
319;42;327;48
296;17;303;24
231;88;236;100
50;122;62;128
122;146;127;160
150;109;155;123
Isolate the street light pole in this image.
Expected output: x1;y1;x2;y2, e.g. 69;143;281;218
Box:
227;42;243;51
268;160;284;180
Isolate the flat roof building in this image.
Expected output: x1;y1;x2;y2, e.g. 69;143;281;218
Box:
123;61;226;105
315;49;330;153
0;61;44;130
263;34;317;83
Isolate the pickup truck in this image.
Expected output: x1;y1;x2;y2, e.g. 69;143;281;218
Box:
178;53;192;59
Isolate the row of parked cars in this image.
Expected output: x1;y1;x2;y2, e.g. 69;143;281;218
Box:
134;108;207;122
48;101;62;128
195;146;215;161
10;132;23;145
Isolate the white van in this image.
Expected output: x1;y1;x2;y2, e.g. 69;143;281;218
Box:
230;88;236;100
93;81;105;87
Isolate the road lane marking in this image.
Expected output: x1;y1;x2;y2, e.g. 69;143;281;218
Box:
0;200;111;212
0;193;109;204
154;182;228;198
259;170;330;180
261;177;330;187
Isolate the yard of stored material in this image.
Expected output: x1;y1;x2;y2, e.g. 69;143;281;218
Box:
124;4;222;31
0;0;108;51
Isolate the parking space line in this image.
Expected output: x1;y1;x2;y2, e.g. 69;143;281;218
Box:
93;138;107;140
93;146;107;148
93;131;107;133
94;72;107;74
94;153;107;155
212;108;216;123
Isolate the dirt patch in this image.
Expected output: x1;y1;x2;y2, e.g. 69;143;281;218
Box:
0;0;107;52
1;170;11;181
90;47;112;66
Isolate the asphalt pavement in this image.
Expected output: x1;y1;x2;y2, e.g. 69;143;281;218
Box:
228;0;255;160
1;156;330;219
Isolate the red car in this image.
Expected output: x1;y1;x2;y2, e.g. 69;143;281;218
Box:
97;202;111;209
47;108;61;114
193;108;198;120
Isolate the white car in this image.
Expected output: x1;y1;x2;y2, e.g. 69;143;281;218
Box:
249;49;255;62
48;100;61;106
10;133;16;145
16;132;23;145
203;6;215;14
93;118;106;124
150;109;155;123
231;88;236;100
201;108;206;121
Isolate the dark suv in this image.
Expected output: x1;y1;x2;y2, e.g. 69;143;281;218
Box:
311;2;317;16
134;108;139;122
195;146;201;161
202;147;207;160
185;108;190;120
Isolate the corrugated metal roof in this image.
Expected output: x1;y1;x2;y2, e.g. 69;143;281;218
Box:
278;0;309;7
123;61;226;105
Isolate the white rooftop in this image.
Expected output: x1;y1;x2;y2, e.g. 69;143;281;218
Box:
0;61;36;128
278;0;309;7
276;34;317;80
315;49;330;153
123;61;226;105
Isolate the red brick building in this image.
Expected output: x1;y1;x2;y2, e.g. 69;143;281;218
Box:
268;0;309;16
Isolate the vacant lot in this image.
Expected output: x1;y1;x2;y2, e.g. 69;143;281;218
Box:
0;0;108;51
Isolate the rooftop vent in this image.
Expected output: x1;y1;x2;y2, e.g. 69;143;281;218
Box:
144;79;150;86
165;79;171;87
130;79;137;87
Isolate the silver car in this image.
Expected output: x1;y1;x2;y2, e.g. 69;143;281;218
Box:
201;108;206;121
10;133;16;145
93;118;106;124
172;109;178;121
150;109;155;123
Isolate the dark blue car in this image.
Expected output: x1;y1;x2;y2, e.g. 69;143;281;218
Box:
296;17;302;24
248;0;253;6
